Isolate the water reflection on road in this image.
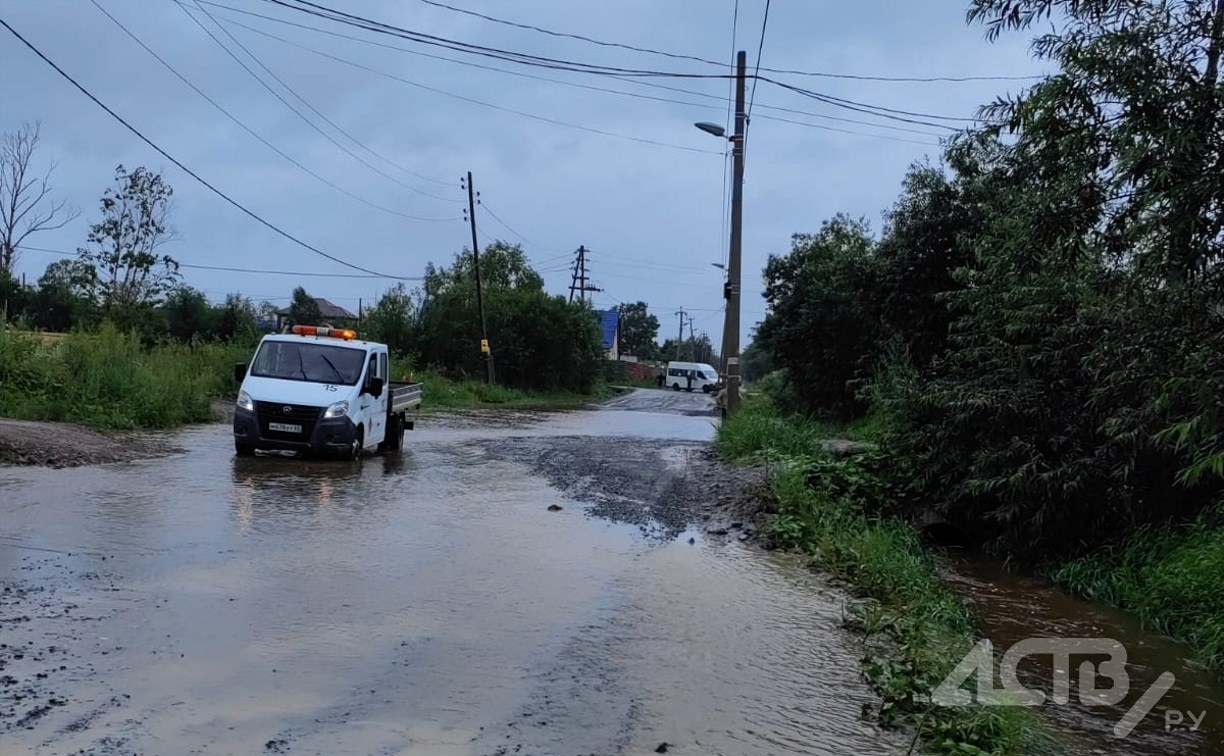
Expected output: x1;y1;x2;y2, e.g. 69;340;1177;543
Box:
1;390;898;755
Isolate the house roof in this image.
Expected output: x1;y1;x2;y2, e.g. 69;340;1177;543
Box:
596;309;619;350
276;297;357;320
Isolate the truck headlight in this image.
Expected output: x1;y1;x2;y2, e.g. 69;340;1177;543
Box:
236;390;254;412
324;400;349;419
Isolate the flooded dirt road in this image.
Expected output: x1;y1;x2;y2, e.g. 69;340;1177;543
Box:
1;390;900;756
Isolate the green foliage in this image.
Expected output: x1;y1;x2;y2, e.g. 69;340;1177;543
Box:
288;286;321;328
1052;506;1224;677
79;165;180;310
716;405;1047;755
362;282;416;356
614;301;659;358
0;324;247;430
416;241;604;394
739;337;774;383
757;214;882;420
755;0;1224;566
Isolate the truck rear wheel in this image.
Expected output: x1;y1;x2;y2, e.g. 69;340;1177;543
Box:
379;415;404;452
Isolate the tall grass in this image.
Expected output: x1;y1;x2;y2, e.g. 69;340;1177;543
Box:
1052;507;1224;677
387;360;614;410
0;325;249;430
718;400;1049;755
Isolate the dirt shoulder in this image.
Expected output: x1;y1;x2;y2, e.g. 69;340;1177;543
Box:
0;419;181;469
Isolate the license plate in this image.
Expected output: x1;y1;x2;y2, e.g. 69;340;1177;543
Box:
268;422;302;433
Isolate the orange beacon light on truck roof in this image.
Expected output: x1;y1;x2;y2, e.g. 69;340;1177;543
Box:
291;325;357;340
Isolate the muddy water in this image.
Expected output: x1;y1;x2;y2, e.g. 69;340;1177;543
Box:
944;558;1224;755
1;390;900;755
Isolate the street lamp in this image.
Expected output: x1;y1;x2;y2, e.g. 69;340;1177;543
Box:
694;52;746;417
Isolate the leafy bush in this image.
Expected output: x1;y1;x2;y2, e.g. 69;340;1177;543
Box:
0;324;247;430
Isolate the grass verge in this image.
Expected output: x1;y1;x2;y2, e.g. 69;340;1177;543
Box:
1051;507;1224;678
717;400;1050;755
0;325;248;431
390;364;617;411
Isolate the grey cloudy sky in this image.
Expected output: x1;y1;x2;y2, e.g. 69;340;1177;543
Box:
0;0;1047;347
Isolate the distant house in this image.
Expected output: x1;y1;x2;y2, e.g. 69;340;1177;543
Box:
593;309;620;360
274;297;359;332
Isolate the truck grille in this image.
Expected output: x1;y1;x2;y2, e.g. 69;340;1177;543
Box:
254;401;323;440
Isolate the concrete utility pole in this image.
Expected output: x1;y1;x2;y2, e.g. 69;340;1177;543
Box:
463;171;494;384
674;308;688;359
724;50;747;415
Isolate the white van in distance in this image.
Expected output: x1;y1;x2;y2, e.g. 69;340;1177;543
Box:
664;361;720;393
232;325;422;459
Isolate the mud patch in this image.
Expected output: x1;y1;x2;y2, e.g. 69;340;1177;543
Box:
0;418;179;469
484;436;772;542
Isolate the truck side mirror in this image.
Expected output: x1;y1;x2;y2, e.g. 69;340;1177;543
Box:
234;363;247;383
367;377;385;397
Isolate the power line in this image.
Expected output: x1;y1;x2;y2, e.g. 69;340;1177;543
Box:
762;77;976;128
203;2;949;141
0;18;401;278
747;0;771;122
90;0;453;224
175;0;463;207
20;246;423;280
409;0;1044;83
184;0;458;195
223;19;724;155
265;0;737;80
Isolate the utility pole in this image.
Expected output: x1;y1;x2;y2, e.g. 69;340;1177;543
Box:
568;245;602;304
723;50;747;415
674;307;687;359
463;170;495;384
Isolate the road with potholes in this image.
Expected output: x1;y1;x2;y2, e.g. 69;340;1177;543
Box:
1;389;903;756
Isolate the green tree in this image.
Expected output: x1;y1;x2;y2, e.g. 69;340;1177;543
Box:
287;286;322;327
162;287;215;342
363;282;416;355
216;293;257;343
740;337;774;383
757;214;882;420
615;301;660;358
416;245;603;392
27;258;98;332
79;165;180;312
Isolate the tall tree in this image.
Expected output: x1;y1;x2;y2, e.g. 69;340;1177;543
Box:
288;286;322;327
424;240;542;297
0;122;79;277
615;301;660;358
78;165;179;310
363;282;416;355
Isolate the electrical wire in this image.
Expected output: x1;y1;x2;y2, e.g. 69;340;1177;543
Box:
762;77;976;128
176;1;463;207
265;0;737;79
747;0;771;122
91;1;453;225
410;0;1044;83
184;0;458;195
222;21;723;155
0;19;404;279
203;2;949;141
20;246;422;280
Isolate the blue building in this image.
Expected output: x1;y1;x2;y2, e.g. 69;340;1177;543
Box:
593;309;620;359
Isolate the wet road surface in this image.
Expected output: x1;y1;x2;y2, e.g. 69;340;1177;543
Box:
1;390;900;755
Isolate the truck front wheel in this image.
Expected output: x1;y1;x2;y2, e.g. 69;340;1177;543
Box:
235;441;256;457
341;427;364;461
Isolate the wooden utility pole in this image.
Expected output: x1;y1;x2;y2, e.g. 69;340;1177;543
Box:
463;171;494;384
723;50;747;415
674;308;687;359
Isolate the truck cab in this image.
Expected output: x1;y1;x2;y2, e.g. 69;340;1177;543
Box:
231;325;421;459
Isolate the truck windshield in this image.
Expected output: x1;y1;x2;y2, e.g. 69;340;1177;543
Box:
249;341;366;385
